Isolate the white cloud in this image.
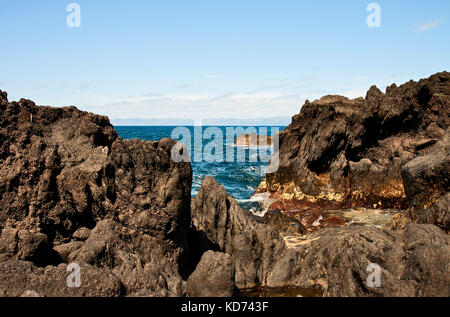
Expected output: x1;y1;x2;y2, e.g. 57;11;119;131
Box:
417;19;444;32
78;91;315;120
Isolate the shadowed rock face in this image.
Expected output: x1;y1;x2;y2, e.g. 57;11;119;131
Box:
267;223;449;297
402;128;450;230
0;91;192;296
257;72;450;214
186;250;235;297
191;176;286;289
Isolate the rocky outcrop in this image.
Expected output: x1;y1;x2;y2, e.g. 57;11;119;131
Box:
0;90;192;296
192;177;450;297
186;250;235;297
191;176;286;289
1;69;449;298
267;223;449;297
402;128;449;230
256;72;450;217
0;260;122;297
262;209;306;235
234;133;272;146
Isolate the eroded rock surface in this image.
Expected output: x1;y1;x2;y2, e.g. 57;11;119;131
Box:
268;223;449;297
0;260;122;297
191;176;286;289
402;128;450;230
256;72;450;215
186;250;235;297
0;91;192;296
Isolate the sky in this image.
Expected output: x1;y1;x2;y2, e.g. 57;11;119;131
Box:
0;0;449;124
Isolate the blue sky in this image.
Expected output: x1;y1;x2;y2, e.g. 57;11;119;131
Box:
0;0;449;122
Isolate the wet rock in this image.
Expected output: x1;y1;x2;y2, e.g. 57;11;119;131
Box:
186;250;235;297
191;176;286;289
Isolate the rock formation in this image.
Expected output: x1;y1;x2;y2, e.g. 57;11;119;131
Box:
402;128;449;230
0;90;193;296
0;71;448;298
191;176;449;296
186;250;235;297
256;72;450;220
234;133;272;146
191;176;286;289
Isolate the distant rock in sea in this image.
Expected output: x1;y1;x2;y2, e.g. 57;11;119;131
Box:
234;133;272;146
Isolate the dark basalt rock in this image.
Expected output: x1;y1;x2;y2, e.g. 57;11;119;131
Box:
267;224;449;297
192;177;450;297
402;128;450;230
0;91;192;296
191;176;286;289
263;209;307;235
257;72;450;213
186;250;235;297
0;260;122;297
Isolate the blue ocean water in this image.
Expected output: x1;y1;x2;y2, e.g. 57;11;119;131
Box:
115;126;284;204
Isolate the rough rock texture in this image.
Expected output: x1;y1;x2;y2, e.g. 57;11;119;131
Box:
256;72;450;215
267;224;449;297
193;177;450;297
0;90;193;296
263;209;306;235
0;260;122;297
186;250;235;297
402;128;449;230
191;176;286;289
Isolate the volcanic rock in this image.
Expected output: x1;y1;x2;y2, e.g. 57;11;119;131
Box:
263;209;306;235
191;176;286;289
402;128;449;230
0;260;122;297
0;90;192;296
256;72;450;214
72;227;91;241
267;224;449;297
186;250;235;297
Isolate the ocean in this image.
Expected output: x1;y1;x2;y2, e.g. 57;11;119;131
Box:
115;126;285;210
